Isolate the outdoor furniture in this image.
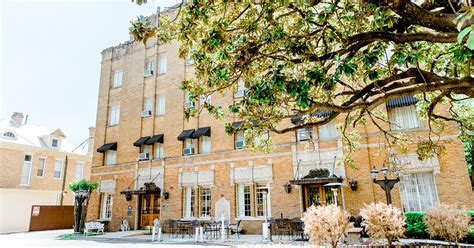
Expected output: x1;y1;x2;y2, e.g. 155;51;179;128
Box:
174;220;192;238
227;219;242;238
291;219;307;241
84;221;105;235
274;218;293;240
203;221;221;239
120;218;130;232
163;219;175;237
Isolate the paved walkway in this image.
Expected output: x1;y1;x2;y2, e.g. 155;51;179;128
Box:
1;229;473;247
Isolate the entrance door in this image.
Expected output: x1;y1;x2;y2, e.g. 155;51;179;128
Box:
304;185;341;210
140;194;160;228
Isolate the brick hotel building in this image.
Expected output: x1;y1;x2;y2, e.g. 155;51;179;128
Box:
86;8;474;233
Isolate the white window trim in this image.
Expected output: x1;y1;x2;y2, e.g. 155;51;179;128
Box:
37;157;46;178
109;106;120;126
399;172;439;212
237;184;252;218
51;137;60;149
199;136;211;154
255;183;271;218
183;186;195;218
158;55;167;75
20;154;33;186
154;143;164;159
105;150;117;166
53;159;64;180
199;187;212;218
113;70;123;88
100;193;113;220
156;94;165;116
75;161;84;180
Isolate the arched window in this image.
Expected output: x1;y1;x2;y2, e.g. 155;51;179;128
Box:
3;131;16;138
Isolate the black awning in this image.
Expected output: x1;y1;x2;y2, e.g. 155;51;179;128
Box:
177;129;195;141
291;110;333;125
192;126;211;138
133;136;150;147
146;134;164;144
232;121;243;129
386;96;418;109
289;177;342;185
97;142;117;153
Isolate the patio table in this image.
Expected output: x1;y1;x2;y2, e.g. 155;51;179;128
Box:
173;220;193;238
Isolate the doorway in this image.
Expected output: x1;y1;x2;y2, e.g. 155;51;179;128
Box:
140;193;160;228
303;185;341;211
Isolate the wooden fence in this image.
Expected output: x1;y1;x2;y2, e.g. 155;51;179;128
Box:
29;205;74;231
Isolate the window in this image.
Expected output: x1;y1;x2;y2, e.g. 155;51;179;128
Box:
254;131;269;147
51;138;59;149
156;94;165;116
145;59;155;76
200;187;211;218
237;184;251;217
105;150;117;165
199;136;211;154
183;186;196;218
37;157;46;177
399;172;439;212
318;121;337;139
53;159;63;179
100;193;113;220
158;55;167;74
154;143;164;159
113;70;123;88
235;130;245;149
297;128;313;141
3;131;16;138
141;145;151;155
184;92;195;109
389;105;422;131
200;95;211;105
21;155;32;185
235;80;247;98
75;161;84;180
184;138;195;155
256;183;271;217
144;96;153;112
109;106;120;126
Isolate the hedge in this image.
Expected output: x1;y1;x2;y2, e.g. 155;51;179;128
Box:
404;211;428;238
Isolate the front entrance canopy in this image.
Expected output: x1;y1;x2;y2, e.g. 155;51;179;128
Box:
289;177;342;185
120;182;161;195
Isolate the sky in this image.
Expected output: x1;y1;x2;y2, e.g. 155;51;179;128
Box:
0;0;177;146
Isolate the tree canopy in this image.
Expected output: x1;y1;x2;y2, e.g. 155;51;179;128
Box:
130;0;474;164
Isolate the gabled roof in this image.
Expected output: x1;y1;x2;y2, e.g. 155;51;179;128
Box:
0;118;86;155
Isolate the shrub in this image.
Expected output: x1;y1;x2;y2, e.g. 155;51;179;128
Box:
404;211;428;238
360;202;405;246
424;204;471;244
69;179;98;192
302;204;353;248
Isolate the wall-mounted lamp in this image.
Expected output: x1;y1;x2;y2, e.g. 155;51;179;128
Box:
125;193;132;201
284;183;292;193
162;191;170;200
349;179;358;191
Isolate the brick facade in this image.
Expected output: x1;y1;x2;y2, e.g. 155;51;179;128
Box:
87;12;474;234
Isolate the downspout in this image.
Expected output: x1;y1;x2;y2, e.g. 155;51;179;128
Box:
60;155;69;206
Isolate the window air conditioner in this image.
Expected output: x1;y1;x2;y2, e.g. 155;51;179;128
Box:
235;140;245;149
141;110;152;117
298;130;311;141
138;152;150;160
183;147;194;155
184;101;195;109
234;90;245;98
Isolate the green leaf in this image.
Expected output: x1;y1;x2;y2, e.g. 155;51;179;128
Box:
457;26;471;44
466;32;474;50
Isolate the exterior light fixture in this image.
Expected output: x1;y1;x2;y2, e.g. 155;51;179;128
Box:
284;183;292;193
371;167;378;180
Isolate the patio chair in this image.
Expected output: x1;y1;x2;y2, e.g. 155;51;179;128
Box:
275;219;293;240
291;219;306;240
227;219;242;238
163;219;175;237
203;222;221;240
